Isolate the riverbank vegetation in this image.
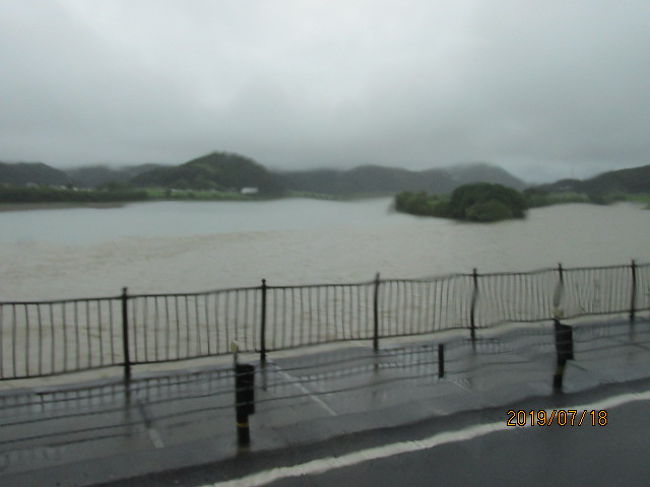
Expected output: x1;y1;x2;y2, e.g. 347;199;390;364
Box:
0;185;149;203
0;184;269;205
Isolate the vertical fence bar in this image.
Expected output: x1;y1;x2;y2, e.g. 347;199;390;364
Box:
437;343;445;378
260;279;267;365
630;259;637;323
373;272;380;351
553;263;564;319
470;268;478;345
121;287;131;384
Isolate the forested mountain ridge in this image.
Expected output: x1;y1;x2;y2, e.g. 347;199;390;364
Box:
131;152;285;195
278;162;525;195
1;152;526;197
0;161;70;186
532;164;650;195
65;164;164;188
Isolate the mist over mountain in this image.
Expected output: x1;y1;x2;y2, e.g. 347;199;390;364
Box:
444;163;526;190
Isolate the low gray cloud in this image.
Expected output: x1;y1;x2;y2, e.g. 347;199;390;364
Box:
1;0;648;181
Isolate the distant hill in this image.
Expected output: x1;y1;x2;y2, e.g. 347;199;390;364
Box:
444;163;526;190
131;152;285;195
279;165;453;194
66;163;165;188
533;164;650;195
0;161;70;186
0;153;528;199
278;162;525;195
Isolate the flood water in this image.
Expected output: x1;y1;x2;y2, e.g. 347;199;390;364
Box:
1;199;649;300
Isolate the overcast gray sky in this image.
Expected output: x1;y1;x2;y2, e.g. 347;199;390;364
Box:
1;0;648;182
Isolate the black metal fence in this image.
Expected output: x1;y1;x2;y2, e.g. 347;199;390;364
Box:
1;261;648;380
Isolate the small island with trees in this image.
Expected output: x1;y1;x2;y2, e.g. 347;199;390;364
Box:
394;183;528;222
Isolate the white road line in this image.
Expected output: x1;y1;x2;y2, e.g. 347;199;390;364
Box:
148;428;165;449
272;363;338;417
136;400;165;449
203;389;650;487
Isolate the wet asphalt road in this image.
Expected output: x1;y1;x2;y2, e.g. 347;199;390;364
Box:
263;400;650;487
98;377;650;487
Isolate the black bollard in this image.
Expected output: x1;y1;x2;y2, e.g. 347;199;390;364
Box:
235;363;255;448
553;319;574;392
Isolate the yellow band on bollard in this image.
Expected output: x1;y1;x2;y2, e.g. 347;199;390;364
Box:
236;422;249;427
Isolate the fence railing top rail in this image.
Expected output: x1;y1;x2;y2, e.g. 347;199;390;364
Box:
459;268;558;278
127;285;260;299
381;273;469;283
0;295;122;306
266;280;375;290
561;263;638;272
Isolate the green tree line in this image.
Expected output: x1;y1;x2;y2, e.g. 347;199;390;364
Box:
395;183;528;222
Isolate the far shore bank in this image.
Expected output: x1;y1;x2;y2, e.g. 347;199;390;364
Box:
0;202;128;212
0;192;395;212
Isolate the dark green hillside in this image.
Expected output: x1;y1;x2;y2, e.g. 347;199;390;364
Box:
533;165;650;196
279;163;524;196
347;165;455;194
132;152;285;195
66;163;165;188
0;162;70;186
581;165;650;195
526;164;650;207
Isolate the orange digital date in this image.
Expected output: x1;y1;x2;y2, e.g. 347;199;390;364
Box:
506;409;608;426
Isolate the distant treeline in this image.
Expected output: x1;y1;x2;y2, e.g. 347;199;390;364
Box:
0;185;149;203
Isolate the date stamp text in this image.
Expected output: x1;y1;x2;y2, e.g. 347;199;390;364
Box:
506;409;608;426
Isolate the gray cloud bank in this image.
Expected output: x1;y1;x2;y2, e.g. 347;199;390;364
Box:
1;0;649;182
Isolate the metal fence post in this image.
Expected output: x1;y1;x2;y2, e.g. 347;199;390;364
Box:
260;279;267;365
121;287;131;384
437;343;445;378
373;272;380;352
630;259;637;323
470;268;478;346
553;263;565;317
